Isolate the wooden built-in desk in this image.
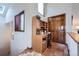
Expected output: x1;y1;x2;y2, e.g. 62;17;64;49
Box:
68;32;79;43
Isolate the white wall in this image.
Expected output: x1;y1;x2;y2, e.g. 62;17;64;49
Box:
72;3;79;56
65;4;79;56
5;3;38;55
72;4;79;33
66;33;78;56
0;16;11;55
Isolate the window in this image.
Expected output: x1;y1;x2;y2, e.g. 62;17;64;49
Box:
38;3;44;16
15;11;25;32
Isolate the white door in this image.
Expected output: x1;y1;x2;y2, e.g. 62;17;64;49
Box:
10;21;27;56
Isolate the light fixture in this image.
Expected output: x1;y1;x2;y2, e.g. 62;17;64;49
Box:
0;5;5;14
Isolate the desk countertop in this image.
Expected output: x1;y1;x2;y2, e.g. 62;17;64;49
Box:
68;32;79;43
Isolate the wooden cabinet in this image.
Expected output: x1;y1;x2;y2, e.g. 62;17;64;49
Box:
32;35;47;53
48;14;65;44
42;41;47;52
32;16;47;53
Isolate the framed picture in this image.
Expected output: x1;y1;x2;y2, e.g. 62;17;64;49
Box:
15;11;25;32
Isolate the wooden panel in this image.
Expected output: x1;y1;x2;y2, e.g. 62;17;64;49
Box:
51;31;59;42
32;36;42;53
35;35;42;53
58;31;65;44
32;16;47;53
48;14;65;44
32;16;37;35
42;42;47;52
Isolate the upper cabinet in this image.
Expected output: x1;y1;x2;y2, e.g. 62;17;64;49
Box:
32;16;48;35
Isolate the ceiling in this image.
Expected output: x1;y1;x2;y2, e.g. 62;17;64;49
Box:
0;5;8;17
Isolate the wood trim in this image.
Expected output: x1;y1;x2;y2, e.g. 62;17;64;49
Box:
65;43;70;56
48;13;65;18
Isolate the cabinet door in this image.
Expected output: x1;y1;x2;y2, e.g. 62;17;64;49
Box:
42;42;47;52
36;19;40;29
32;35;42;53
36;35;42;53
32;35;37;51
